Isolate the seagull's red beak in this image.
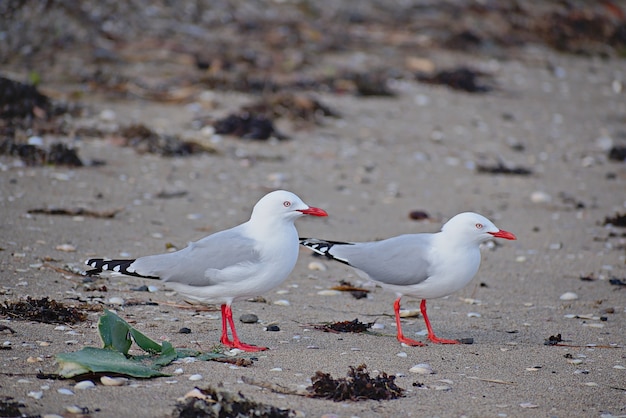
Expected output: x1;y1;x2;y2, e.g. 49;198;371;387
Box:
489;229;516;240
298;207;328;217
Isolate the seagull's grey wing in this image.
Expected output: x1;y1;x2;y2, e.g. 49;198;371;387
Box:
329;234;433;286
129;227;261;286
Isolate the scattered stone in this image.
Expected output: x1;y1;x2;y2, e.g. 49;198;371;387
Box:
559;292;578;301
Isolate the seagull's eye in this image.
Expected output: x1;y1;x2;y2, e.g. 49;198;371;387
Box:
475;223;483;229
283;201;291;207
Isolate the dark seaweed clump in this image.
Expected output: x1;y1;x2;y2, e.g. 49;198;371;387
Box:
309;364;404;401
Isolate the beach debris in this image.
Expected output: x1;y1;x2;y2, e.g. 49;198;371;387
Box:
604;213;626;227
243;92;339;126
544;333;564;346
116;124;216;156
213;112;286;140
0;297;87;324
174;385;296;418
309;364;404;401
330;280;370;300
416;67;494;93
0;398;26;417
0;325;16;334
408;210;430;221
314;318;374;334
609;277;626;287
55;310;230;379
27;207;122;219
608;145;626;161
476;162;533;176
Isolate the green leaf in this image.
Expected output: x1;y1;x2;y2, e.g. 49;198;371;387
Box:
55;347;169;378
98;310;132;355
129;327;163;354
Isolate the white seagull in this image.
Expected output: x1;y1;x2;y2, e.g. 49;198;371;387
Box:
86;190;327;352
300;212;516;346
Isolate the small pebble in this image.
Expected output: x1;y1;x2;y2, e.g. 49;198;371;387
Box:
409;363;434;374
100;376;128;386
371;323;385;330
399;309;421;318
308;261;327;271
178;327;192;334
567;359;584;365
57;388;74;395
559;292;578;301
65;405;88;414
173;368;184;374
108;297;125;305
74;380;95;390
188;374;203;381
147;285;159;292
396;352;408;358
265;325;280;332
239;314;259;324
27;391;43;400
99;109;117;121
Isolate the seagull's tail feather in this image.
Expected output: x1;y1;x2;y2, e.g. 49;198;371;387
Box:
299;238;352;266
85;258;160;279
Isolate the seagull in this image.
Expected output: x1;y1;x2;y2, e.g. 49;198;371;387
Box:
86;190;327;352
300;212;516;346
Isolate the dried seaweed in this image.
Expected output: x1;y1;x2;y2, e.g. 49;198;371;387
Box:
119;124;216;156
213;112;286;140
0;140;84;167
476;162;533;176
604;213;626;227
174;386;296;418
544;333;563;346
416;67;494;93
0;297;87;324
309;364;404;401
28;207;122;218
0;397;30;418
315;318;374;333
608;146;626;162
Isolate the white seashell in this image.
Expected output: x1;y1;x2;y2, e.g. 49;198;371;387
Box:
567;359;583;365
273;299;290;306
583;323;605;328
467;312;481;318
399;309;421;318
308;261;327;271
55;326;68;331
270;367;283;372
55;244;76;252
27;391;43;400
530;191;552;204
583;382;599;387
276;289;289;295
65;405;85;414
519;403;539;408
409;363;434;374
57;388;74;395
371;323;385;330
100;376;127;386
612;365;625;370
74;380;95;390
147;285;159;292
173;368;184;375
433;385;451;391
188;374;203;381
559;292;578;301
99;109;117;122
396;352;407;358
317;290;341;296
182;388;207;400
108;297;125;305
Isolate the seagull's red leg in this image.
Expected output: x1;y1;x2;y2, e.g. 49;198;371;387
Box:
421;299;459;344
219;304;234;347
223;304;268;352
393;297;425;346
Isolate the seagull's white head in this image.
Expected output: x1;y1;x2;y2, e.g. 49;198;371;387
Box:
251;190;328;223
441;212;516;244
